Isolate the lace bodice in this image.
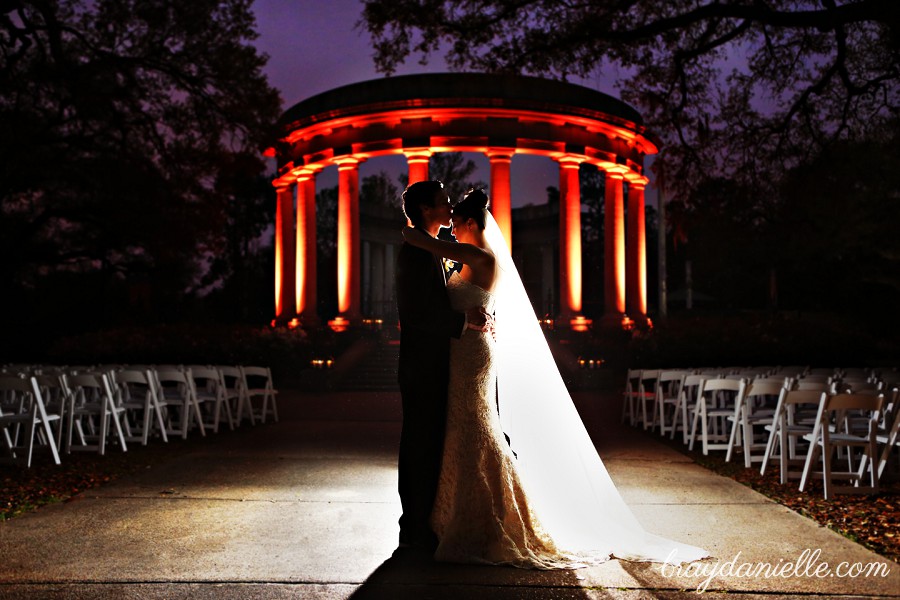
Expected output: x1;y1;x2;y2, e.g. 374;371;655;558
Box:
446;272;495;314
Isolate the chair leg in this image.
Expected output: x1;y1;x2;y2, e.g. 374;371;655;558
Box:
25;415;37;468
191;398;206;437
822;444;833;500
98;405;108;456
689;399;702;451
760;422;777;476
725;404;742;463
151;398;168;443
799;441;820;493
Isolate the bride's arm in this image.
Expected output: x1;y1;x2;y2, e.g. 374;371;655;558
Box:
402;226;490;266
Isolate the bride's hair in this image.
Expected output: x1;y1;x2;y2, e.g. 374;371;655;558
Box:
452;188;490;229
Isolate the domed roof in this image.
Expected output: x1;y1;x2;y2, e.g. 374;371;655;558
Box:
280;72;643;130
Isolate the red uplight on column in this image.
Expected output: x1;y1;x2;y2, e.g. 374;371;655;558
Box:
405;149;431;185
558;157;583;317
605;171;626;316
337;158;361;318
275;195;284;318
488;150;514;250
274;185;295;318
295;174;311;316
627;182;648;318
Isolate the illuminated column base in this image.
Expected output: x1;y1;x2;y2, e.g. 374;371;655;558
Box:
569;315;593;332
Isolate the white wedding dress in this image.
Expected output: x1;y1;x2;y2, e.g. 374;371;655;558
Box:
429;214;708;569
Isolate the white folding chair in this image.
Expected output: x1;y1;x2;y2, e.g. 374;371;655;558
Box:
799;392;883;499
637;370;662;430
725;380;785;468
187;366;234;433
621;368;643;426
62;372;127;455
760;389;826;482
240;366;279;424
218;366;251;426
671;374;703;443
153;368;205;439
656;370;688;438
689;378;746;455
0;376;61;467
32;373;69;451
114;368;169;445
871;390;900;479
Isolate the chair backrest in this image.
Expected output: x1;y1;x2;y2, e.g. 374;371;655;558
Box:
682;374;703;387
0;376;47;420
241;366;274;391
838;379;879;392
155;369;189;384
659;370;688;386
65;372;116;403
113;369;156;402
783;389;827;406
806;367;835;376
190;366;221;382
772;366;806;379
0;375;37;395
817;393;883;434
115;369;151;385
754;375;791;387
793;380;830;392
66;373;105;390
639;369;660;385
825;392;883;412
700;378;744;393
745;381;785;399
840;368;871;380
216;366;245;397
32;373;67;409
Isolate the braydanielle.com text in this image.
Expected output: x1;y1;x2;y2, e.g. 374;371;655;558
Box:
660;548;892;592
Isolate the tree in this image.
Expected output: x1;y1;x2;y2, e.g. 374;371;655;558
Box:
428;152;487;202
197;155;276;322
361;170;403;211
0;0;281;322
774;119;900;319
362;0;899;201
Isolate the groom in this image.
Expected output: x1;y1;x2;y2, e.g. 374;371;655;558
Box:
395;180;490;551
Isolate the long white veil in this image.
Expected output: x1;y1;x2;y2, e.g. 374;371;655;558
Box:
484;212;707;564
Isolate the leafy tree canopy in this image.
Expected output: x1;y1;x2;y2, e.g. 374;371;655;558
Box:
0;0;281;297
361;0;899;201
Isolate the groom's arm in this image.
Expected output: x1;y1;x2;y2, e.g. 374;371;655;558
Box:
397;245;465;339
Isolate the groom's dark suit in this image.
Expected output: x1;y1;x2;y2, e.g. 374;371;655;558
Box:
396;241;465;548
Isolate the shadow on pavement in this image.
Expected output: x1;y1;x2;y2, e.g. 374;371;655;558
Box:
347;547;596;600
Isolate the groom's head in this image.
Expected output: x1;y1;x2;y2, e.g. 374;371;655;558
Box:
402;180;450;229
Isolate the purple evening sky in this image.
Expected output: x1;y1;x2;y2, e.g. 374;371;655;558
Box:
251;0;660;209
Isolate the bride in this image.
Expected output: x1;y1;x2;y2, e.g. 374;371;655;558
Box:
402;188;708;569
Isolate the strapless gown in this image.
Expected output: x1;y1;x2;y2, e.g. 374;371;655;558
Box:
430;273;579;568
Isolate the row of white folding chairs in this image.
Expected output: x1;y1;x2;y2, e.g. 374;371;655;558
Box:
623;366;896;434
0;364;278;467
622;367;899;499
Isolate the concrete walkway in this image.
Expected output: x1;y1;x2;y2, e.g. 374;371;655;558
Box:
0;389;897;599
